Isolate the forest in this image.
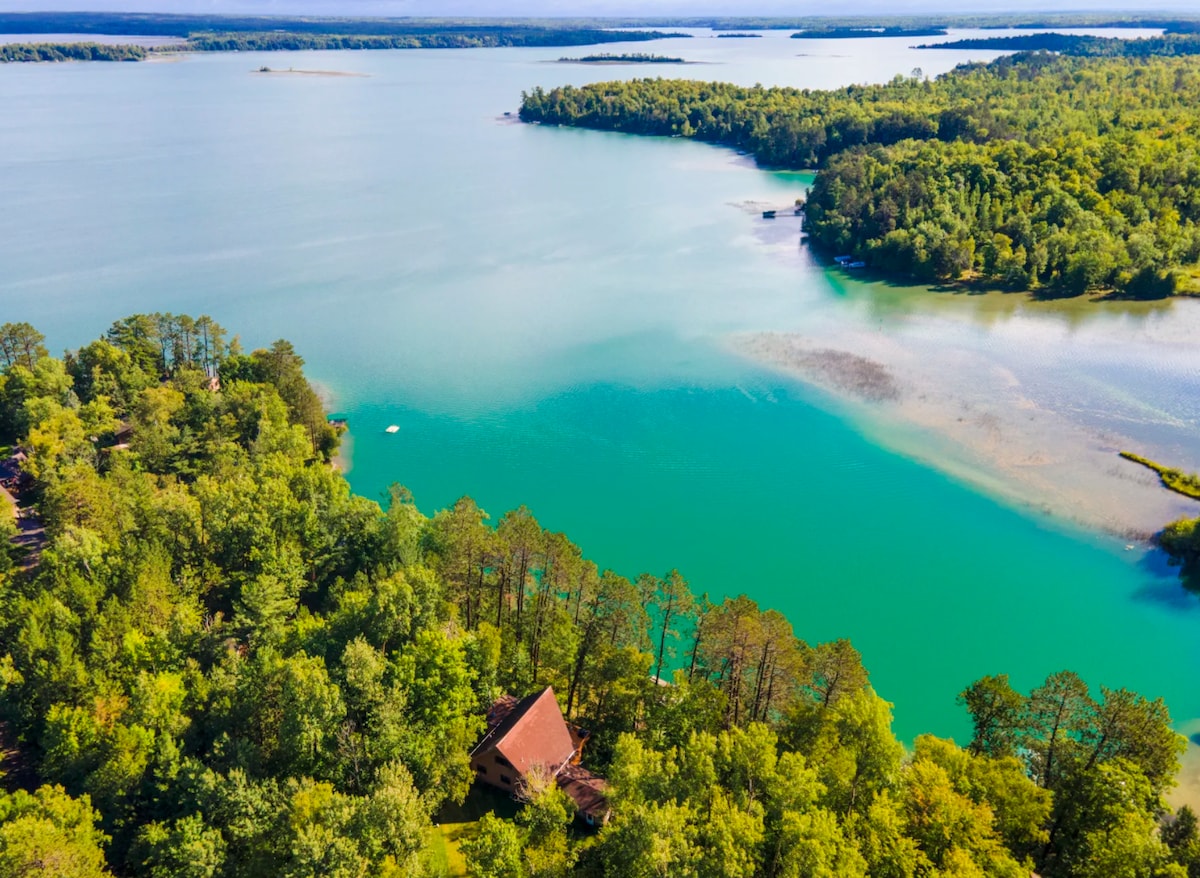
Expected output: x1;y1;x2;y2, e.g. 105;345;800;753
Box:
178;30;685;54
520;51;1200;296
0;12;685;55
0;42;147;63
0;31;687;63
918;33;1200;57
3;11;1200;40
794;27;948;39
0;316;1196;877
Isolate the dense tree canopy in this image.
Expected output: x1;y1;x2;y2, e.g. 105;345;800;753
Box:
0;316;1190;876
521;51;1200;296
0;42;146;63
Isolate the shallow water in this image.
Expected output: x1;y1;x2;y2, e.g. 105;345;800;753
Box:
1;28;1196;743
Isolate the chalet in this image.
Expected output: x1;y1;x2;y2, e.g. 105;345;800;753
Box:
470;686;610;827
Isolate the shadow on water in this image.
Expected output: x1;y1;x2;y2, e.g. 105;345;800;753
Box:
806;246;1183;330
1191;732;1200;746
1133;548;1200;612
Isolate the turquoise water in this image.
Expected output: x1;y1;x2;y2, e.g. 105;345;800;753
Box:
0;29;1196;742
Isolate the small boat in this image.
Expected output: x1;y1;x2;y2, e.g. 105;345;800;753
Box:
848;261;867;269
385;425;400;434
762;210;777;219
834;255;852;264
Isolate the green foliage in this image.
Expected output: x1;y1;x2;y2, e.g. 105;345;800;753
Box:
462;812;525;878
957;673;1023;757
181;29;687;53
521;52;1200;295
0;785;112;877
0;42;146;62
0;316;1189;877
960;670;1187;876
0;323;47;371
917;32;1200;57
1121;452;1200;501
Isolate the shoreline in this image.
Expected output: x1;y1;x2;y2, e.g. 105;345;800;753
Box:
818;261;1200;305
332;431;353;476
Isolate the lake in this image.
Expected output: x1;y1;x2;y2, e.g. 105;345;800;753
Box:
1;27;1197;750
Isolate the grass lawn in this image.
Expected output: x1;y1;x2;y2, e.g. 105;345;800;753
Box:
429;784;522;877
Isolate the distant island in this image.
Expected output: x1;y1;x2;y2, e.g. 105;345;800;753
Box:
558;52;688;64
181;30;689;53
918;32;1200;57
254;65;368;77
793;26;948;39
716;33;762;38
0;12;690;61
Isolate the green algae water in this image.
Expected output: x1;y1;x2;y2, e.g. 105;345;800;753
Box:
1;28;1196;744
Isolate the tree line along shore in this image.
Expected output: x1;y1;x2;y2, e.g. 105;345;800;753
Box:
0;314;1197;875
1119;451;1200;586
0;30;687;63
2;10;1199;36
2;9;1200;65
521;46;1200;299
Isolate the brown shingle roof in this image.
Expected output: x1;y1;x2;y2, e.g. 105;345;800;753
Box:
557;764;609;817
472;687;575;777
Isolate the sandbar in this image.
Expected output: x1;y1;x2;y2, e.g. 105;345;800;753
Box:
729;329;1200;539
253;68;369;77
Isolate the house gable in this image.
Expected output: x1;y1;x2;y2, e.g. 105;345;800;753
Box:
470;686;610;825
470;687;575;792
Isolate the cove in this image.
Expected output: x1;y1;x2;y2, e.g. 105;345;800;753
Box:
0;29;1195;748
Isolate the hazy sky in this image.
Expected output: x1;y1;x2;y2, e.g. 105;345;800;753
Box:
6;0;1195;16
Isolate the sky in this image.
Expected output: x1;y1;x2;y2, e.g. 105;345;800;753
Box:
4;0;1195;17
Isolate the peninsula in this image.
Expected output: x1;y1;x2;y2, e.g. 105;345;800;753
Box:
521;45;1200;299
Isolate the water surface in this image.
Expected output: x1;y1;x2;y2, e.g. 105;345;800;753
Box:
0;29;1196;746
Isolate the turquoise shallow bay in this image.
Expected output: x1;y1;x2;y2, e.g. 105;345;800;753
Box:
0;28;1197;744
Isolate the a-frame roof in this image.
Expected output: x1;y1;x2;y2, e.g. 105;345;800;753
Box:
473;686;575;777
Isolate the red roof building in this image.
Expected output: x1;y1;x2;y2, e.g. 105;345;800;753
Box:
470;686;610;826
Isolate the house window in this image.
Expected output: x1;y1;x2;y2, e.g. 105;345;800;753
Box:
495;755;511;767
476;765;487;775
500;774;512;785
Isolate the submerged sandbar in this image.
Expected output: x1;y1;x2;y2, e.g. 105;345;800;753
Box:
730;329;1200;539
